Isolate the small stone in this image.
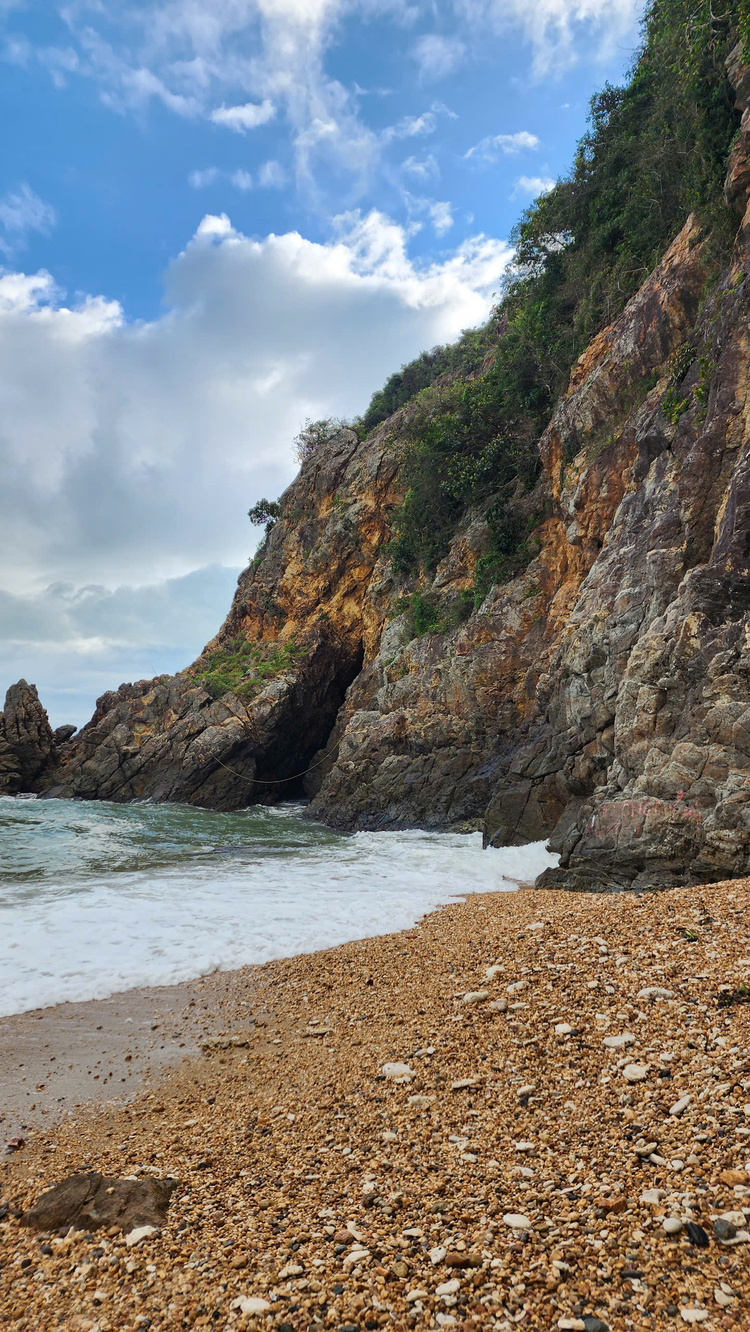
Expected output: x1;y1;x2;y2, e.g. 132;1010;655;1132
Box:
582;1319;609;1332
407;1094;434;1108
637;987;675;1001
278;1261;304;1278
451;1077;480;1090
405;1288;428;1303
517;1084;536;1098
555;1023;574;1035
436;1279;461;1296
230;1296;271;1314
429;1246;447;1265
670;1094;691;1116
663;1218;683;1235
381;1062;415;1083
679;1309;708;1324
487;999;508;1012
603;1034;635;1048
684;1223;710;1249
503;1213;532;1230
714;1288;734;1307
557;1320;585;1331
622;1063;649;1083
462;990;489;1005
714;1218;736;1241
125;1225;159;1247
719;1168;748;1186
342;1248;370;1269
641;1190;666;1208
485;965;503;981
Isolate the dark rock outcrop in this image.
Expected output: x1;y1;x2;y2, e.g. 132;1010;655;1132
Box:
21;1172;178;1234
1;681;56;792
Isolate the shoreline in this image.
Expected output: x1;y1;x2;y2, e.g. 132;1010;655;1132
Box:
2;880;750;1330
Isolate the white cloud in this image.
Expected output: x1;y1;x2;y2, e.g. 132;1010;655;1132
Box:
456;0;642;75
382;110;438;143
401;153;439;180
429;200;453;235
258;159;287;188
210;98;276;131
513;173;555;197
0;211;512;715
465;130;540;161
0;567;242;729
188;167;220;188
413;33;465;80
0;183;56;256
231;168;254;189
4;0;642;210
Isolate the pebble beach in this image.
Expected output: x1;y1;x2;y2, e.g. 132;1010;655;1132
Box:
2;879;750;1332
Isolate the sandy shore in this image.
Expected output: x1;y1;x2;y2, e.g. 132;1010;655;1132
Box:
2;880;750;1332
0;968;270;1139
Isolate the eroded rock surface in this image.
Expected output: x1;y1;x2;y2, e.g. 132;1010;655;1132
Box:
21;1172;178;1234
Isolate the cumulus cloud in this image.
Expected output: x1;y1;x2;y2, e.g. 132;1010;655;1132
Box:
512;173;555;196
0;183;56;256
465;130;540;161
210;98;275;131
0;210;512;715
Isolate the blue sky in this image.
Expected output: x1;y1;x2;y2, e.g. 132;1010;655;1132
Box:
0;0;645;727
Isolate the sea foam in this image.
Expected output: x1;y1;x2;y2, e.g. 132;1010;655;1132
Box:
0;798;557;1016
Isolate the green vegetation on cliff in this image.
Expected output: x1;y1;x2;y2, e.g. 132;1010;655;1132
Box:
195;637;304;701
378;0;744;582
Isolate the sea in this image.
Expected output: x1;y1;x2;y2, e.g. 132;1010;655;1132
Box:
0;796;557;1018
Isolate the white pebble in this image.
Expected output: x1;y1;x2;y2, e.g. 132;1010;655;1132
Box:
436;1279;461;1296
623;1063;649;1083
503;1213;532;1230
381;1062;415;1082
125;1225;158;1247
230;1296;271;1314
670;1094;691;1116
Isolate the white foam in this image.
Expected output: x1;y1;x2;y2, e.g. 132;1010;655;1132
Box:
0;804;556;1016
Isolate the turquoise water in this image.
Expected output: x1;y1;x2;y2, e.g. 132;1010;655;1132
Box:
0;796;556;1016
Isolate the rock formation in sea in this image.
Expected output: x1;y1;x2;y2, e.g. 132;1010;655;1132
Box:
5;24;750;894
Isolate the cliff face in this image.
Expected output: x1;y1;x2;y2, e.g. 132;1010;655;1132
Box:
6;45;750;892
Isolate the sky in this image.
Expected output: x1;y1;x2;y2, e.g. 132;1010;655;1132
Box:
0;0;646;728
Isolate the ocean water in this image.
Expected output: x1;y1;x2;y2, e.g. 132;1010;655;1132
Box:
0;796;557;1017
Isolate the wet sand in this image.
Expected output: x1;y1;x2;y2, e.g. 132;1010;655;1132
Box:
0;967;271;1138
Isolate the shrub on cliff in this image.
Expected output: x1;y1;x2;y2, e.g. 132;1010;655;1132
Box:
381;0;744;584
248;499;282;528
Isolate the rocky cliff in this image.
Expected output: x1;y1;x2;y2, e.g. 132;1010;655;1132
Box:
6;37;750;892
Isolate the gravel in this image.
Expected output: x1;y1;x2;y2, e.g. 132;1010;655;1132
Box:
2;879;750;1330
